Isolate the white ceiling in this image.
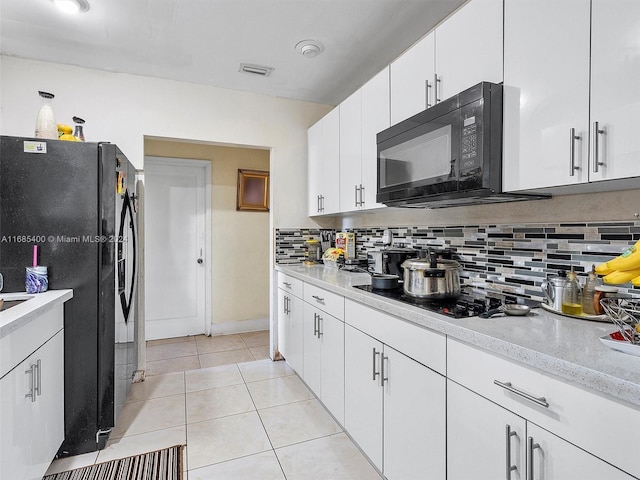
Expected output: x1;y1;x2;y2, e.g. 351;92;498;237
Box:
0;0;467;106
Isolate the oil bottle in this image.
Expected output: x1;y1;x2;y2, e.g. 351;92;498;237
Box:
581;265;600;315
561;267;583;316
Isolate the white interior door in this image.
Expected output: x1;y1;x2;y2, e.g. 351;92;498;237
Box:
144;157;209;340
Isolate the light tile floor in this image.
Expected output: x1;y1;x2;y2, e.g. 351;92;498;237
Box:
45;332;383;479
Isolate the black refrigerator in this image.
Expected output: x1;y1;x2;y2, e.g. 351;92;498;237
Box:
0;135;138;457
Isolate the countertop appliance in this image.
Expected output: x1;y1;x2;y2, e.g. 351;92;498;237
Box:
376;82;549;208
0;135;138;456
369;248;420;276
353;284;538;318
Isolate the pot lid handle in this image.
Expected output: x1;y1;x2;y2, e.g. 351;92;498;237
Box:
428;248;438;268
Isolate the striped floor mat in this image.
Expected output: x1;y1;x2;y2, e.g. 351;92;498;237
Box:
44;445;184;480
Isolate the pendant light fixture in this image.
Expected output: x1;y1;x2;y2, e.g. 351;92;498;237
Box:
51;0;90;14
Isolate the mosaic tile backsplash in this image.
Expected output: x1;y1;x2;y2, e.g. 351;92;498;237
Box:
275;222;640;302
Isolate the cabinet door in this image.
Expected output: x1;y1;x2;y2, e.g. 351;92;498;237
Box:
383;346;446;480
318;312;345;425
361;67;389;210
30;331;64;477
448;380;525;480
339;89;362;212
0;357;32;479
344;324;383;471
526;423;635;480
390;32;435;125
303;303;322;395
590;0;640;182
503;0;591;191
308;120;323;215
435;0;503;102
277;289;289;359
287;295;304;376
320;108;340;214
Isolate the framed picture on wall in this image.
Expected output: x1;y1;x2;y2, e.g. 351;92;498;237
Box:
237;169;270;211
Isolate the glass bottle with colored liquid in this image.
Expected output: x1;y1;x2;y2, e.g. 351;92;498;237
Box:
561;267;583;316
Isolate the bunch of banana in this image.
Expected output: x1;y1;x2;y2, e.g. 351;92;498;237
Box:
595;239;640;285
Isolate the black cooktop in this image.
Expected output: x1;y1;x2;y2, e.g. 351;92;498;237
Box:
353;284;539;318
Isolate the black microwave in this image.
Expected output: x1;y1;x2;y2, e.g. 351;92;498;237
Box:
376;82;547;208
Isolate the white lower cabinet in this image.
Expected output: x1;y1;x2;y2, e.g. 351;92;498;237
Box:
344;324;384;469
448;380;526;480
1;329;64;480
303;302;345;424
344;323;445;479
277;273;304;375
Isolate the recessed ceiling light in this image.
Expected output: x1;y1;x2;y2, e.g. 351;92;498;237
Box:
295;40;325;58
51;0;90;14
239;63;274;77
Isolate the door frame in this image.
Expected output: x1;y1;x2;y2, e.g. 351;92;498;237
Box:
143;156;212;337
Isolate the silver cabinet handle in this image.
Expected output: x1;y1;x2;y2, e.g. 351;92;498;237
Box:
359;184;364;207
283;295;289;315
320;195;325;212
593;121;605;173
317;315;323;337
35;359;41;397
494;380;549;408
425;79;432;108
434;74;441;103
313;313;319;337
569;128;581;176
311;295;325;304
380;354;389;387
317;195;321;213
354;185;359;207
527;436;540;480
25;363;36;402
505;425;517;479
282;281;292;289
372;348;380;381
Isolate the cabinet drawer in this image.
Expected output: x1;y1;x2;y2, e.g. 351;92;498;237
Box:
447;338;640;479
345;299;445;375
303;283;344;321
277;272;303;299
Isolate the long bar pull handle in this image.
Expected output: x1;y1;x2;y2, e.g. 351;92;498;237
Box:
372;348;380;381
527;436;540;480
434;74;441;103
593;121;605;173
321;195;325;212
35;359;41;397
311;295;325;304
25;364;36;402
425;79;432;108
569;128;581;176
282;281;292;289
313;313;319;337
380;354;388;387
317;195;321;213
359;185;364;207
317;315;323;338
494;380;549;408
505;425;517;479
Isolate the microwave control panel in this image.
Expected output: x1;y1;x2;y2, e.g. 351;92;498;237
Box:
460;114;482;177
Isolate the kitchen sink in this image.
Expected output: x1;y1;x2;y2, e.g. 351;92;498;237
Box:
0;295;34;312
1;299;29;311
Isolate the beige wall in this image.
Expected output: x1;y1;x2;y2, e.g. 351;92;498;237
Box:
144;140;270;328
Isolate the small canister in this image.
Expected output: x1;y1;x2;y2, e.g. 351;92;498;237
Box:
304;239;321;263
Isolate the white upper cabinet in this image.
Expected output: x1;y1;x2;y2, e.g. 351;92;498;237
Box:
390;31;436;125
503;0;592;191
435;0;504;102
339;88;363;212
589;0;640;182
390;0;503;125
308;108;340;215
504;0;640;192
339;67;389;212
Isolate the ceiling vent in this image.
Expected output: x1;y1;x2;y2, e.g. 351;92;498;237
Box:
239;63;274;77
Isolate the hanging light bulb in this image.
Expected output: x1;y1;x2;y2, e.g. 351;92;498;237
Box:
51;0;90;14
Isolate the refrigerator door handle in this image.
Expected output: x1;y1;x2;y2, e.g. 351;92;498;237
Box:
118;189;137;323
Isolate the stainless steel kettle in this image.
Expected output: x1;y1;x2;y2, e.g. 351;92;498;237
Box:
541;271;568;311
